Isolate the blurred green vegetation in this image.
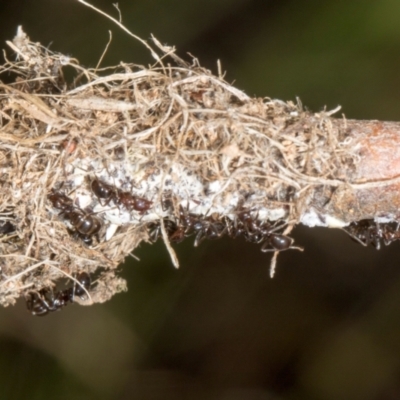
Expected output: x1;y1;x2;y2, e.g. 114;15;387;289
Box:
2;1;400;399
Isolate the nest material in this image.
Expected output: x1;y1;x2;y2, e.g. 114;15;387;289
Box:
0;27;356;308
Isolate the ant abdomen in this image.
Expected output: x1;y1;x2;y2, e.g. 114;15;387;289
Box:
73;272;91;298
48;190;103;243
67;211;102;237
91;178;113;200
267;233;293;251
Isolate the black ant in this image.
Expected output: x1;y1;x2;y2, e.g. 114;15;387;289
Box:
48;191;102;244
171;204;212;245
147;219;187;243
344;220;381;248
344;219;400;249
147;203;201;244
175;204;228;246
91;177;152;214
117;191;152;214
26;272;91;316
229;208;266;242
192;215;227;247
230;207;297;253
149;199;204;244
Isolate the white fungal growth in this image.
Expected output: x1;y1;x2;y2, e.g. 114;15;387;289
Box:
300;209;348;228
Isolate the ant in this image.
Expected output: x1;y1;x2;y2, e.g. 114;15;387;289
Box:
48;191;102;244
344;219;400;249
91;177;152;214
150;199;203;242
229;208;268;243
344;220;381;248
26;272;91;316
231;207;297;253
170;204;220;246
147;219;187;243
117;191;152;214
191;215;227;247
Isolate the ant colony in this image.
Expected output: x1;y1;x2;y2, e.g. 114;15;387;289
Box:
147;204;297;252
1;169;307;316
4;169;399;317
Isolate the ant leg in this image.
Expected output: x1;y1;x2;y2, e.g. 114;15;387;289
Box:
207;224;227;240
52;289;73;309
194;229;206;247
42;289;59;312
260;241;275;252
169;226;186;243
26;292;49;316
148;222;161;243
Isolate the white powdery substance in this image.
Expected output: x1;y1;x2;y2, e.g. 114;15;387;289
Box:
300;208;347;228
374;215;397;224
301;210;399;228
66;158;290;240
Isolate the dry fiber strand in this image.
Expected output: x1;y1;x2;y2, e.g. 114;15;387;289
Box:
1;27;400;312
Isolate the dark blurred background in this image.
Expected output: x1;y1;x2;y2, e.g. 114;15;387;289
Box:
2;1;400;399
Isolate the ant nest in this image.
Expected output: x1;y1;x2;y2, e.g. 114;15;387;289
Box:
0;27;357;313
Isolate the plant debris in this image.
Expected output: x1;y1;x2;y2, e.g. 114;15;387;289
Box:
1;25;391;312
